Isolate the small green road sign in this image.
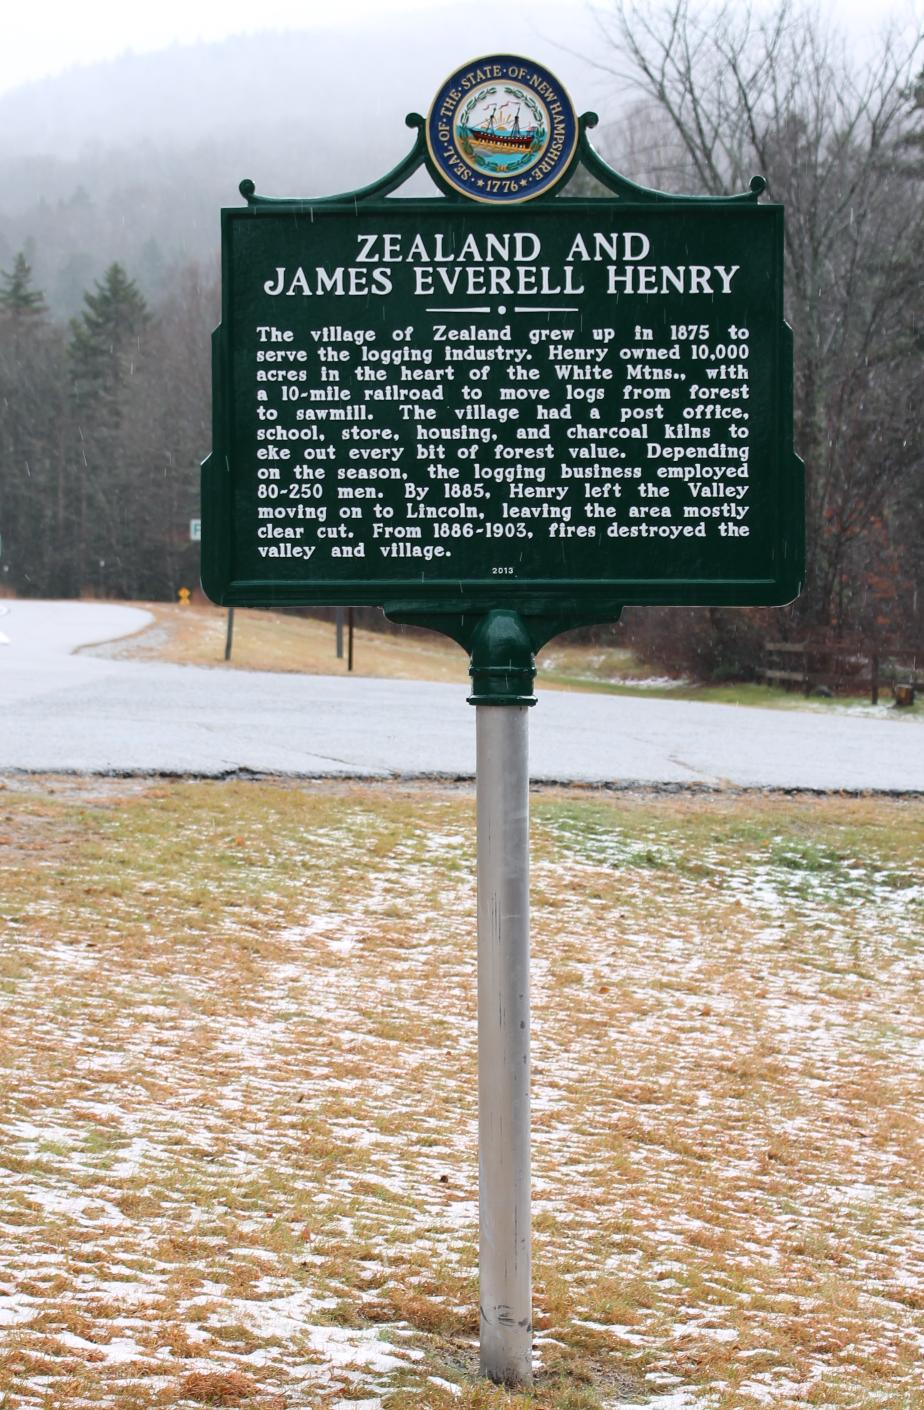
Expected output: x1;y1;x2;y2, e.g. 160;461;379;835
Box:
202;56;803;650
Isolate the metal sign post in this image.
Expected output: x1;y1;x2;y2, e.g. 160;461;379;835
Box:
470;613;537;1383
201;52;803;1388
477;701;532;1383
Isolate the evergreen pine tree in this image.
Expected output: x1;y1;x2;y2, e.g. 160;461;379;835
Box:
0;253;70;595
69;262;149;410
0;251;47;319
67;263;150;596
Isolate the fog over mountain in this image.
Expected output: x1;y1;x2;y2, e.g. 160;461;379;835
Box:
0;11;609;315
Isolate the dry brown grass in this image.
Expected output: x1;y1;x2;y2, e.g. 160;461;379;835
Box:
0;778;921;1409
89;600;470;682
177;1369;266;1404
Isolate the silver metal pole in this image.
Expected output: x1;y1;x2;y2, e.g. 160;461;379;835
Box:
476;704;532;1386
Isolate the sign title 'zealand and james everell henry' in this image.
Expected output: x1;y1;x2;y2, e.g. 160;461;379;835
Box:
260;230;741;299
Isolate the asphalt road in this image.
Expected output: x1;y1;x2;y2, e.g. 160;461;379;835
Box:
1;601;921;790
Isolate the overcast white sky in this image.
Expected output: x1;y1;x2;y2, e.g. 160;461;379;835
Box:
2;0;921;97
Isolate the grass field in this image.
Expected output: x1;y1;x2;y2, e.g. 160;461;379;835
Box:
1;779;922;1409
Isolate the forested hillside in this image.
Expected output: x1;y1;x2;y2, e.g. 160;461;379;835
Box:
0;18;598;318
0;32;435;319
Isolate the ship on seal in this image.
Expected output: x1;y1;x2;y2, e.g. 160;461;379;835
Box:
462;103;541;157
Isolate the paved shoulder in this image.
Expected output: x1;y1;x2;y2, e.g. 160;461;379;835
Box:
0;601;152;660
531;691;921;792
0;601;154;711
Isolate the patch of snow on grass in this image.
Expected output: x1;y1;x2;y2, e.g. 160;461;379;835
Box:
298;1324;417;1373
610;1392;700;1409
428;1374;462;1394
219;1289;343;1340
0;1295;37;1327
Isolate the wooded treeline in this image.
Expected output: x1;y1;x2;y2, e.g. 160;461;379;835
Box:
0;256;214;599
604;0;924;673
0;0;921;675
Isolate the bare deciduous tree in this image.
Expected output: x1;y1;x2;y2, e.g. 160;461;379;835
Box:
592;0;924;639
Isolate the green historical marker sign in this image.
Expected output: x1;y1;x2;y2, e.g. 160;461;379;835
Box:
201;61;803;642
201;57;805;1391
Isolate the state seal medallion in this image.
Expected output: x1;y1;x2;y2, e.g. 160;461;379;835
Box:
426;55;578;203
